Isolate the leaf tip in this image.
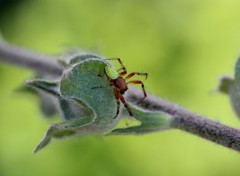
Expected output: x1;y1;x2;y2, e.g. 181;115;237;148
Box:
216;75;234;94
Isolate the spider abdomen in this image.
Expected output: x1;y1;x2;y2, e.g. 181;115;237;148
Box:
105;66;119;79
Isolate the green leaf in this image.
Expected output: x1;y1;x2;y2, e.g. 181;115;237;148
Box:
29;57;121;152
217;76;233;94
17;83;58;118
25;79;60;96
109;104;173;135
60;59;117;120
58;98;92;120
58;53;102;68
69;54;102;65
218;58;240;119
235;58;240;84
33;125;76;153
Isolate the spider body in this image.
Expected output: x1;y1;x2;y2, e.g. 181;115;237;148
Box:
112;77;128;94
105;66;119;79
102;58;148;118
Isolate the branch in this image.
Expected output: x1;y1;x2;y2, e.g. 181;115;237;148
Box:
127;89;240;152
0;42;62;76
1;41;240;152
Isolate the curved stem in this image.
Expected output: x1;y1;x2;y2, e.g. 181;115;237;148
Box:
1;41;240;152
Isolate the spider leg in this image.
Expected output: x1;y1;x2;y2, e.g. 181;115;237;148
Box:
127;80;147;104
97;74;104;78
125;72;148;80
119;93;133;116
91;85;107;89
113;89;121;119
105;58;127;76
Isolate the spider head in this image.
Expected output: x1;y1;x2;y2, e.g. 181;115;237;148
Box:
120;87;128;95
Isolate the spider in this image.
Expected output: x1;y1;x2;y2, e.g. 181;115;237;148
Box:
92;58;148;118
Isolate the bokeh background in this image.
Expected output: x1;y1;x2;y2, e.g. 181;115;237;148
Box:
1;0;240;176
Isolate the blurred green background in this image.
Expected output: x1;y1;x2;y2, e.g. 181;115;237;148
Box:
1;0;240;176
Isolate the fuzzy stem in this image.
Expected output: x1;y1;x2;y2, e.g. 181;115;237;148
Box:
127;89;240;152
1;41;240;152
0;42;62;76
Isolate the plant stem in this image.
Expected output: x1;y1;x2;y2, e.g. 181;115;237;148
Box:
1;41;240;152
0;42;62;76
127;89;240;152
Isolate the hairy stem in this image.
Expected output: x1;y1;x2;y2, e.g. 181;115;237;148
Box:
0;42;62;76
127;89;240;152
1;41;240;152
